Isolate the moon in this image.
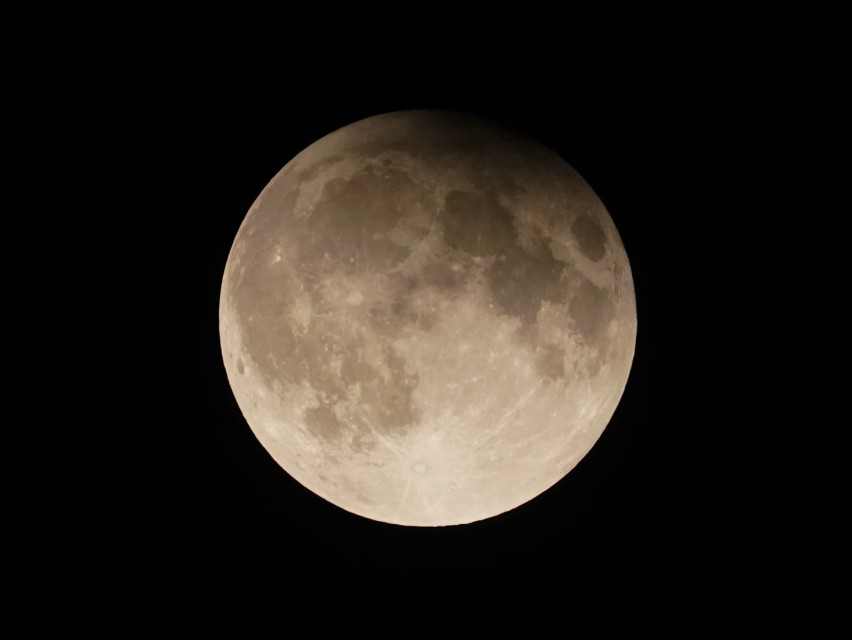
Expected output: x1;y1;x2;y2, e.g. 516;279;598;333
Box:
220;110;636;526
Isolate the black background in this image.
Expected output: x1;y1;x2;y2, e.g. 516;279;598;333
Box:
101;33;771;636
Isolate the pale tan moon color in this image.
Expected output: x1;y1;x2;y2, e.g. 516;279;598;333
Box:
220;111;636;526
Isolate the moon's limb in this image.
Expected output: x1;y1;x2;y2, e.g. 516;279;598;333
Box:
220;110;636;526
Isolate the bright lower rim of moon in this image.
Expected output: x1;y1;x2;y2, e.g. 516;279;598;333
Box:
219;110;636;526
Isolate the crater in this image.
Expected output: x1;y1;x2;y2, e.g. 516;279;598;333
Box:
236;357;245;375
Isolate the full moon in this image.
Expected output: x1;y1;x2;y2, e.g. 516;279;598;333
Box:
220;110;636;526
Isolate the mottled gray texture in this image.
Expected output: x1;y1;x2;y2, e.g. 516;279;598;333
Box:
220;111;636;526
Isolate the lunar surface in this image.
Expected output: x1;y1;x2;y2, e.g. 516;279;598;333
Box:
220;110;636;526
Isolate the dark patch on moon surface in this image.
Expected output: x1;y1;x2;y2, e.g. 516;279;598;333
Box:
486;241;565;329
536;345;566;380
231;263;423;443
569;278;614;344
440;190;515;257
419;261;463;291
289;328;422;442
304;405;342;441
572;213;607;261
307;166;427;272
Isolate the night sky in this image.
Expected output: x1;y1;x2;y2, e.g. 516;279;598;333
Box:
103;42;768;635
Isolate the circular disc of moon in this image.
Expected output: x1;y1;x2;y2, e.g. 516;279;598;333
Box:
220;110;636;526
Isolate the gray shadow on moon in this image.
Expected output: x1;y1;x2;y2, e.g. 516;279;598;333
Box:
220;110;636;526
